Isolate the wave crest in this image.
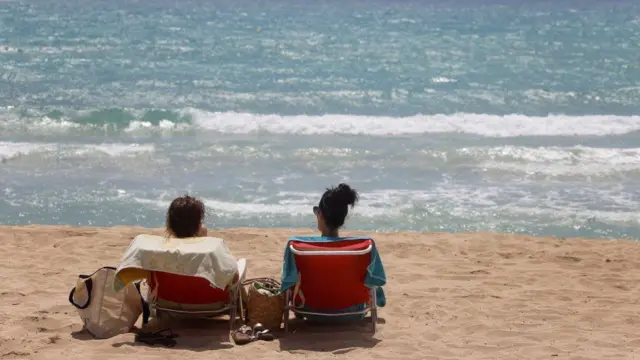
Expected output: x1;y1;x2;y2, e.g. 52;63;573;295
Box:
2;109;640;137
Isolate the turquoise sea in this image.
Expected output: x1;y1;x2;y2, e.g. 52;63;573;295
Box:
1;0;639;239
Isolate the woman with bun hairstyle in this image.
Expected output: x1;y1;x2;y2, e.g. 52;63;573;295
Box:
313;183;359;237
281;183;386;324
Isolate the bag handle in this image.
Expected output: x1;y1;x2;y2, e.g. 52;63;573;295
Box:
135;282;151;326
68;277;93;310
241;277;281;289
67;267;116;310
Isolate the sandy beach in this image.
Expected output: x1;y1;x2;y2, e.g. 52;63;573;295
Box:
1;225;639;359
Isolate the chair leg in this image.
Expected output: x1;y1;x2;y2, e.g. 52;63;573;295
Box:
229;288;240;332
237;288;245;323
370;288;378;334
229;304;237;332
371;307;377;334
283;290;291;334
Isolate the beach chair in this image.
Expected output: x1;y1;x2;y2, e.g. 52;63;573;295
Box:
114;235;246;333
283;239;378;333
145;258;247;332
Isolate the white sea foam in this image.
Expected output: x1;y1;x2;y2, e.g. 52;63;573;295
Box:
189;111;640;137
454;146;640;175
456;146;640;176
3;111;640;137
179;143;640;177
124;119;190;133
431;76;457;84
0;142;57;159
132;186;640;226
0;141;154;160
133;194;396;218
82;144;155;157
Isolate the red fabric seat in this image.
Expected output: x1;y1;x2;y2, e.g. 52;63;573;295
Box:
291;239;372;310
149;272;230;305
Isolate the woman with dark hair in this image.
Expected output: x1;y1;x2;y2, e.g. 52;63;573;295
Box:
313;183;359;237
165;195;208;238
280;183;386;324
145;195;244;324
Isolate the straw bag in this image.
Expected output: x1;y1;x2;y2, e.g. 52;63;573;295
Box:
242;278;284;330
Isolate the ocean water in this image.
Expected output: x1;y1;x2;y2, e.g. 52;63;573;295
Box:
1;0;639;239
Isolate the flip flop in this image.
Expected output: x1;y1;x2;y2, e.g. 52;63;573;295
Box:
151;328;179;339
252;323;275;341
232;325;255;345
255;329;275;341
135;328;178;347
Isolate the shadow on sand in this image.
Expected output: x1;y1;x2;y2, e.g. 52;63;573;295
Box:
107;318;234;351
72;316;384;353
276;316;383;354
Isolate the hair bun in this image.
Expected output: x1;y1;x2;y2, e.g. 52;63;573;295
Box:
334;183;359;207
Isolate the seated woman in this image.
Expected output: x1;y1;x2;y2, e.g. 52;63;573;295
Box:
115;195;245;330
149;195;240;312
284;183;386;322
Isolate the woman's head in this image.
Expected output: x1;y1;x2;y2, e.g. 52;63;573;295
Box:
314;183;359;234
166;195;205;238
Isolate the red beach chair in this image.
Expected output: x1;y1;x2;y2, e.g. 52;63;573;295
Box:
146;259;246;332
283;239;378;333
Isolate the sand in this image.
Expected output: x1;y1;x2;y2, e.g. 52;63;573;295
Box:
1;226;639;359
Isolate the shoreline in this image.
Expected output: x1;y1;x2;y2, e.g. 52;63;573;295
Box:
1;224;633;242
1;225;639;359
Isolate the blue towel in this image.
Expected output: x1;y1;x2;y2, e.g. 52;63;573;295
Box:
280;235;387;313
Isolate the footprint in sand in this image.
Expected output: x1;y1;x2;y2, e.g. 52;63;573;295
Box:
557;255;581;262
470;270;490;275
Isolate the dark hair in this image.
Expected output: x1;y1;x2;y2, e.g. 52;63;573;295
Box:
166;195;205;238
318;183;359;229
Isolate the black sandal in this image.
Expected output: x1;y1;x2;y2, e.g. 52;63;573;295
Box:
255;329;275;341
252;323;275;341
135;329;179;348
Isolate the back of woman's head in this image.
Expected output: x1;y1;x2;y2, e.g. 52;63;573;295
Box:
166;195;205;238
318;183;359;229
